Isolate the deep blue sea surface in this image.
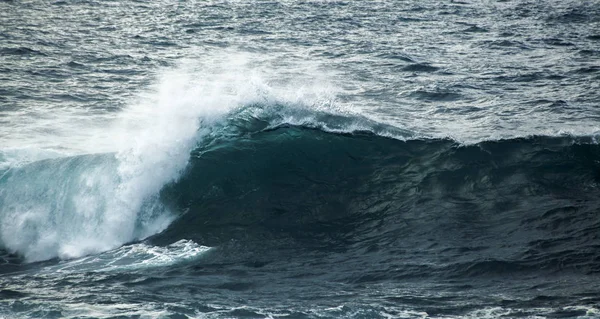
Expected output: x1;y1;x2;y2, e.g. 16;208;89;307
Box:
1;1;600;318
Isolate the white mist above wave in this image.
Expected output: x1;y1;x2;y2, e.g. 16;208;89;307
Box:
0;52;344;262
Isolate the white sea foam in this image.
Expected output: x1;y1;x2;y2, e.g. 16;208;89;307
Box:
0;51;340;262
49;239;210;273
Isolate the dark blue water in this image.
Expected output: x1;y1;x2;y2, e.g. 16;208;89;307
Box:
1;1;600;318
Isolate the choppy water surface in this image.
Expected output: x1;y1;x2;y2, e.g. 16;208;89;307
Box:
1;1;600;318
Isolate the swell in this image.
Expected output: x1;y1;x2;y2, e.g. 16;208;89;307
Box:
2;100;600;276
155;126;600;278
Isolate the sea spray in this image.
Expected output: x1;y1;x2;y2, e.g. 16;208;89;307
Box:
0;53;340;262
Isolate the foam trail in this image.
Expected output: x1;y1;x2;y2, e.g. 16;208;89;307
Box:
39;240;211;274
0;52;341;262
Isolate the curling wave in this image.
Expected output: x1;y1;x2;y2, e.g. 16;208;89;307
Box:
154;120;600;278
2;98;600;271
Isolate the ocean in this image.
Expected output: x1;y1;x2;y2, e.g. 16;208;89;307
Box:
1;0;600;318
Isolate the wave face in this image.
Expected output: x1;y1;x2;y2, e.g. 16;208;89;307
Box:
155;121;600;277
